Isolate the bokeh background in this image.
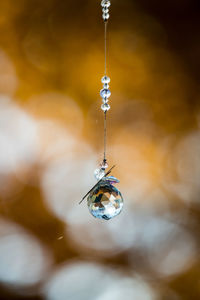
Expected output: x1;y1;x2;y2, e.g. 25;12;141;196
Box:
0;0;200;299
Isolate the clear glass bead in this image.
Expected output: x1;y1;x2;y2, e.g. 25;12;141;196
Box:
100;88;111;98
101;103;110;112
102;13;110;20
101;0;111;8
87;182;123;220
102;97;109;103
101;160;108;169
94;168;105;180
102;7;109;14
103;83;109;89
101;76;110;84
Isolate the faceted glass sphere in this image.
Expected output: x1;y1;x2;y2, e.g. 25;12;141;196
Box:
101;76;110;84
87;182;123;220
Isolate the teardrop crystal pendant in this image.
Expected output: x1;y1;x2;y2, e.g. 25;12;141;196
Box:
87;177;123;220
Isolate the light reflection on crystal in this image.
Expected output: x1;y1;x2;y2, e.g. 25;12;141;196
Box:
104;176;120;184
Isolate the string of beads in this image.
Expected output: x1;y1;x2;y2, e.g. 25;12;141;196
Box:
101;0;111;21
100;76;111;112
100;0;111;112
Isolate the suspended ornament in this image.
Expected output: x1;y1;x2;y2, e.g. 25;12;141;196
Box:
80;0;124;220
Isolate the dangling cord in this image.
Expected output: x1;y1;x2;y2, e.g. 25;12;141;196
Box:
104;21;107;76
103;20;108;163
101;1;111;166
104;111;107;162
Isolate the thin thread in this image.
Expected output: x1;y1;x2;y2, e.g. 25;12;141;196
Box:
103;20;108;162
104;111;107;161
104;21;107;76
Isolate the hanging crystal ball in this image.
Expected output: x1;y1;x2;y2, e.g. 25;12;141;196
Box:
87;180;123;220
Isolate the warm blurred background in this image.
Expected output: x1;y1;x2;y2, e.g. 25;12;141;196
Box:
0;0;199;299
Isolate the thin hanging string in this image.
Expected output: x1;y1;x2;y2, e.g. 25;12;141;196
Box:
104;111;107;161
104;21;107;76
103;21;108;162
